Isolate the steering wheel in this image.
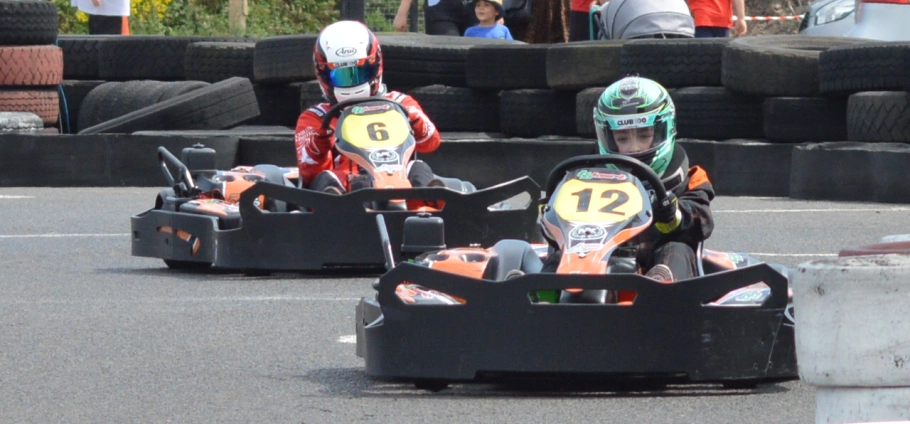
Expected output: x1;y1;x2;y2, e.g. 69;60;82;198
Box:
544;154;670;206
319;96;408;130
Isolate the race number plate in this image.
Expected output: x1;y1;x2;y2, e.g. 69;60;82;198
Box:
340;111;411;149
552;179;644;223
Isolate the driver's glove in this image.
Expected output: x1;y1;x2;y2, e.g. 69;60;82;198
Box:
406;106;431;141
653;192;682;234
311;127;335;157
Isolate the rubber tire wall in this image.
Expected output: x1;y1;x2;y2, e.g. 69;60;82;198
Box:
253;35;318;84
78;77;259;134
670;87;764;140
722;35;873;97
185;42;256;83
847;91;910;142
98;36;252;81
465;44;550;89
410;85;500;132
0;0;58;45
763;97;847;142
546;40;624;91
0;45;63;86
500;89;577;137
818;42;910;95
620;38;729;88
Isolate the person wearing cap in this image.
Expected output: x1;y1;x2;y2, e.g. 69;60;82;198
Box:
464;0;513;39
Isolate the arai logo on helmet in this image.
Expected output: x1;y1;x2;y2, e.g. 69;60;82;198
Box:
335;47;357;57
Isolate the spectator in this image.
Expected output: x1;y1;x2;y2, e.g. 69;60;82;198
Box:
71;0;130;35
465;0;513;40
523;0;571;43
569;0;607;41
688;0;747;38
394;0;475;36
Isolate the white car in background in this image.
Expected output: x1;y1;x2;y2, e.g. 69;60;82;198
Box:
799;0;910;41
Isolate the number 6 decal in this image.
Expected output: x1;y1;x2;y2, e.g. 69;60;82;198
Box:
366;122;389;141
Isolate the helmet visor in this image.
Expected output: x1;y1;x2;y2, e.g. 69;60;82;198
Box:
320;61;380;88
594;111;668;156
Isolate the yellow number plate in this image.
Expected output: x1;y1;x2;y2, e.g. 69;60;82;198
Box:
340;110;411;149
552;179;644;223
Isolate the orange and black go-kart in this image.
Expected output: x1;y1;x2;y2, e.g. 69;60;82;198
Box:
130;97;541;273
356;154;797;391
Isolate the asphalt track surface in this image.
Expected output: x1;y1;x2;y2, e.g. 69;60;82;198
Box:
2;187;908;423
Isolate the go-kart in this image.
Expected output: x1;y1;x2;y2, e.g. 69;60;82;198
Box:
130;97;540;272
356;154;797;391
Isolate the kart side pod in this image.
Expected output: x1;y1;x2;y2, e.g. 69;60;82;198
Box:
401;213;445;259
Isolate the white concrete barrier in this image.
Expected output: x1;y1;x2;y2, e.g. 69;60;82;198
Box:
794;255;910;424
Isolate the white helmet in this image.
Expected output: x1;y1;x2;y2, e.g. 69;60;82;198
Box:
313;21;384;104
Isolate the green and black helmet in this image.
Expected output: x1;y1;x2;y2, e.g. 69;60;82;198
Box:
593;76;677;177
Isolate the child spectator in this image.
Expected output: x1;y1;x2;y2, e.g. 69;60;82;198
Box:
464;0;513;40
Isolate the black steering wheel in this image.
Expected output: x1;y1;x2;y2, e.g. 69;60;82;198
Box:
319;96;407;130
544;154;670;206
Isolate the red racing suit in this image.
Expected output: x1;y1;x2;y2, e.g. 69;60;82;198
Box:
294;90;441;190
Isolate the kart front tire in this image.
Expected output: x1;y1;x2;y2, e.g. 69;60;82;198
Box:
164;259;212;270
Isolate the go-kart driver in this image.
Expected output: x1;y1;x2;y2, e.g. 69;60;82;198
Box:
544;76;716;283
295;20;441;194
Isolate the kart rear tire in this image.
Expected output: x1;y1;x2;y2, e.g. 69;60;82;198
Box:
164;259;212;270
414;379;449;392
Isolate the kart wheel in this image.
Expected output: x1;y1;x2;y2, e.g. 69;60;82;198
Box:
164;259;212;270
414;379;449;392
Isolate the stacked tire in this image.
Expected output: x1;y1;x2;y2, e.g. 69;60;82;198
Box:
0;0;62;134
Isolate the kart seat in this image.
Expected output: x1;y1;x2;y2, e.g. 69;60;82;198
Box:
482;239;543;281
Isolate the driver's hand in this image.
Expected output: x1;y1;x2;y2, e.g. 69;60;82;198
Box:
312;127;335;155
406;106;429;137
653;192;681;234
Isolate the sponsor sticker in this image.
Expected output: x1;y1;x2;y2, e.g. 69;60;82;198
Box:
569;224;606;241
369;149;400;163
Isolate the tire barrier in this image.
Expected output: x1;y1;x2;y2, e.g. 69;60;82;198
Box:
98;36;252;81
722;35;873;97
818;42;910;95
0;88;59;125
790;142;910;203
252;34;318;84
466;44;550;90
379;35;522;91
245;83;306;127
0;112;43;133
500;89;577;137
575;87;604;138
185;42;256;83
0;0;58;46
671;87;764;140
77;81;212;132
0;133;239;186
847;91;910;143
59;80;105;134
712;139;794;197
57;35;111;80
410;85;500;132
78;77;258;134
763;97;847;143
794;255;910;423
0;45;63;86
546;40;624;91
620;38;729;88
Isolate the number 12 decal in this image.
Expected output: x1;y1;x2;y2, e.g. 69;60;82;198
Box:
571;188;629;215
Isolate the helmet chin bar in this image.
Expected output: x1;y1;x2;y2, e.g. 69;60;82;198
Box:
334;83;372;102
